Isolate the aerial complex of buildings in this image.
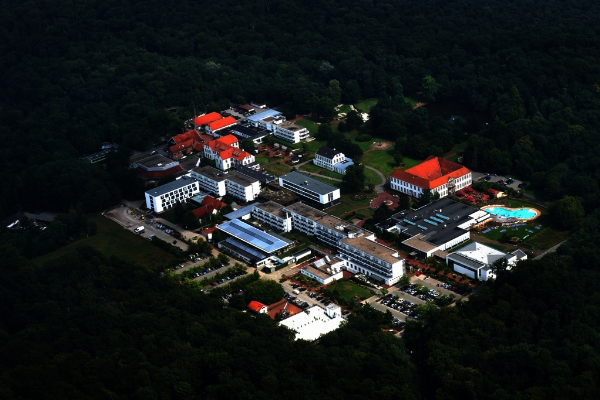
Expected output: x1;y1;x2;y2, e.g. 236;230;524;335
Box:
139;105;528;306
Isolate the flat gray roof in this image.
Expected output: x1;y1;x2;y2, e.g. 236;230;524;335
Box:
224;205;255;220
192;166;227;182
226;170;259;187
341;236;400;264
254;201;288;219
280;171;339;195
137;154;176;168
246;109;281;122
145;176;198;197
391;198;479;246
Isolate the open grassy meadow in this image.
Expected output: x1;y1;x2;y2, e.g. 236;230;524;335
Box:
33;215;177;268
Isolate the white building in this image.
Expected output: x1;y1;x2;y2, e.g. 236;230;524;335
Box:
279;171;340;209
252;202;293;232
280;304;343;341
384;198;491;260
190;166;260;202
338;236;405;285
300;256;345;284
446;242;527;281
144;176;201;213
313;147;354;175
282;202;405;285
245;109;309;143
390;156;472;199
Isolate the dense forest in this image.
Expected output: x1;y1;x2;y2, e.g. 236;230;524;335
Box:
2;0;600;398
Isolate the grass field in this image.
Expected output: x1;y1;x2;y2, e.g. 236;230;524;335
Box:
328;191;377;217
309;174;342;186
362;150;421;178
364;168;382;185
320;169;343;179
355;99;378;114
525;227;570;250
294;118;320;134
299;163;322;174
322;279;372;302
263;163;291;176
33;215;177;268
336;104;353;116
256;156;270;165
479;224;541;242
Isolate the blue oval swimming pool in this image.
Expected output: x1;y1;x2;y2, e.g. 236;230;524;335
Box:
484;206;539;220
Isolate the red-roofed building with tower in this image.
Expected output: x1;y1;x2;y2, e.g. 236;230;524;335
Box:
204;134;256;170
390;156;472;199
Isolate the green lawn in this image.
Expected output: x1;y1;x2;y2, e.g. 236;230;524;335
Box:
405;97;420;107
256;156;270;165
336;104;353;116
299;163;323;173
263;163;291;176
355;99;378;114
525;227;571;250
320;169;343;179
294;118;319;134
309;174;342;186
322;279;372;302
328;192;377;217
478;224;541;242
33;215;177;268
364;168;382;185
362;150;421;178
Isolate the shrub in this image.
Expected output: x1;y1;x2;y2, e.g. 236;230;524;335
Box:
355;133;372;142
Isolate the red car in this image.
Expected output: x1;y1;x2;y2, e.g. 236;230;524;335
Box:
211;282;217;286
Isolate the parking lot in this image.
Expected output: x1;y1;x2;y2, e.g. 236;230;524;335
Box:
471;171;527;191
104;205;189;251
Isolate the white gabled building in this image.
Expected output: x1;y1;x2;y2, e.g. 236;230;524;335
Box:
203;134;256;171
144;176;201;213
313;147;354;175
300;256;345;285
390;156;472;199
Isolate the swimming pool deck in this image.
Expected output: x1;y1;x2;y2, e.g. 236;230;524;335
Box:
481;205;541;221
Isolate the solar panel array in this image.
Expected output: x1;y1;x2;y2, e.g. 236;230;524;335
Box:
418;225;428;230
230;221;274;245
436;213;450;220
226;238;267;259
424;219;438;226
404;219;415;225
430;216;445;223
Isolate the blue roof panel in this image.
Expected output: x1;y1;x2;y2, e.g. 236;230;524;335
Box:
246;109;282;122
217;220;289;253
223;205;255;220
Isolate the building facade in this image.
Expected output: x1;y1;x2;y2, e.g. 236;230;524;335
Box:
446;242;527;281
252;202;293;232
279;171;340;209
144;176;200;213
313;147;353;174
203;134;255;171
190;166;260;202
390;156;472;199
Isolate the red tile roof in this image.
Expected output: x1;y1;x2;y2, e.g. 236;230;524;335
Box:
216;134;238;146
169;140;194;153
390;156;470;190
208;116;236;131
248;300;267;313
191;196;226;219
202;226;218;234
193;112;222;127
239;104;254;111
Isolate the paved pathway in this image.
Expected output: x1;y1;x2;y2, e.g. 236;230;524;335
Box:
365;165;386;193
534;239;568;260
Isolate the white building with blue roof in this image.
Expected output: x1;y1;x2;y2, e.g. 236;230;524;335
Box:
313;147;354;175
245;109;309;143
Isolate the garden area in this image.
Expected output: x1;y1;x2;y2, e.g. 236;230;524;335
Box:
263;162;292;176
362;150;421;177
319;279;373;305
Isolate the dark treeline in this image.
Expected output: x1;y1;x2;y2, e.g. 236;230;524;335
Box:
2;0;600;215
0;246;419;399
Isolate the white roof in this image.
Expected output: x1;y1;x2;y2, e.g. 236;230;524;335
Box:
451;241;507;266
280;305;343;341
